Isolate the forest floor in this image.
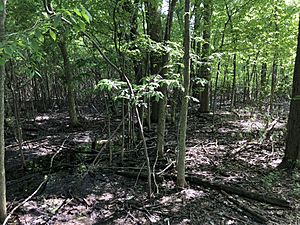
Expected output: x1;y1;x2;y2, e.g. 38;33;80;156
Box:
4;104;300;225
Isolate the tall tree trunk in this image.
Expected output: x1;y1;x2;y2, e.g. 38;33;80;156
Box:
145;0;162;123
269;4;279;114
191;0;202;97
157;0;177;157
278;16;300;170
8;63;26;169
177;0;190;188
244;61;250;103
199;0;213;113
260;62;267;107
0;0;7;221
58;38;79;127
230;52;237;110
212;18;229;114
269;57;277;114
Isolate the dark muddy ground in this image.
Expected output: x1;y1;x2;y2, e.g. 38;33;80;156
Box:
4;105;300;225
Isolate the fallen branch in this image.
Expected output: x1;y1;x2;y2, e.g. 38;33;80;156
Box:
226;141;260;158
115;171;291;208
5;137;47;149
156;161;175;175
260;118;279;144
221;190;268;224
186;175;291;208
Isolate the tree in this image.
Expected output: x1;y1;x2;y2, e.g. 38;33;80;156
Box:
58;37;79;127
199;0;212;113
278;16;300;170
0;0;7;222
177;0;190;188
144;0;163;123
157;0;177;157
44;0;79;127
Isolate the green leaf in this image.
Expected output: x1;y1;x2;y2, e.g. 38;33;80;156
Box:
49;30;56;41
38;35;45;43
0;58;5;66
81;7;91;23
74;8;81;17
35;31;45;43
0;2;4;11
78;20;86;31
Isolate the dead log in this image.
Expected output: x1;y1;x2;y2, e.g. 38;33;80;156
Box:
186;175;291;208
116;171;291;208
221;190;268;224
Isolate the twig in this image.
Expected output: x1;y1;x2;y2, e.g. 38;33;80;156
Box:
152;148;159;194
260;118;279;144
51;198;73;214
92;113;128;166
127;211;139;223
225;141;260;158
5;137;47;149
50;137;69;170
156;161;175;175
134;162;146;188
2;177;48;225
2;137;69;225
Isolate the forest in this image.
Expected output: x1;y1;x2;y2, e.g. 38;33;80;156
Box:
1;0;300;224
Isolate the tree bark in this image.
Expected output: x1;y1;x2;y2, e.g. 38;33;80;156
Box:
199;0;213;113
58;38;79;127
230;52;237;110
145;0;162;123
0;0;7;221
259;62;267;108
177;0;190;188
157;0;177;157
269;57;277;114
278;16;300;170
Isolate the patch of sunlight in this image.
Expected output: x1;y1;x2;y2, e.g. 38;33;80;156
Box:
99;192;114;201
285;0;299;6
35;115;50;121
239;120;265;131
181;188;205;200
73;132;93;143
160;196;172;204
162;0;168;14
270;159;282;167
180;219;191;224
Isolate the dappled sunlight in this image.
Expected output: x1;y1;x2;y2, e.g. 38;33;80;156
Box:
5;107;294;224
35;115;50;122
181;188;205;200
98;192;114;201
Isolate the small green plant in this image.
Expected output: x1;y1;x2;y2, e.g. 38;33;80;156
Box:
262;171;281;187
291;182;300;198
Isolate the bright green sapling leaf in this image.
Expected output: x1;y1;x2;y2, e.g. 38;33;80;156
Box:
49;29;57;41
